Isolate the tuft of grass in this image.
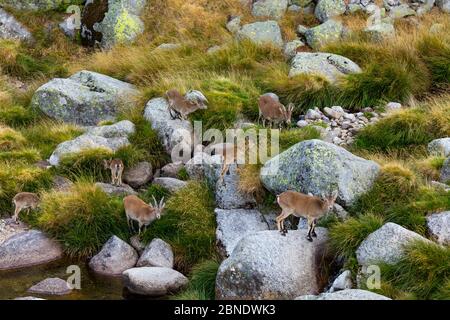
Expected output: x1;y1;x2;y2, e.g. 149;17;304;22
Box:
417;35;450;86
238;164;265;202
279;126;322;151
141;181;216;273
35;182;128;258
372;241;450;300
0;125;26;151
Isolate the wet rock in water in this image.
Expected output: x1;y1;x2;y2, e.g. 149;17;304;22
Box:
215;208;270;258
427;211;450;245
31;71;138;126
0;230;62;270
123;162;153;188
152;177;187;193
356;222;431;266
296;289;391;300
89;235;138;276
237;20;284;48
28;278;72;296
95;182;138;196
137;238;174;268
216;229;329;300
0;8;33;42
122;267;188;296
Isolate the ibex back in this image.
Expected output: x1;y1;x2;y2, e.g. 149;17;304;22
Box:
103;159;124;186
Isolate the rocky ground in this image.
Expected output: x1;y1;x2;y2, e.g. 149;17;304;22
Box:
0;0;449;300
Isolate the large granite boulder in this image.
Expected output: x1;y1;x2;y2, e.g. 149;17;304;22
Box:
215;208;270;258
123;162;153;188
252;0;288;19
31;70;138;126
0;8;32;41
0;230;62;270
289;53;362;84
260;140;380;207
95;182;137;196
315;0;347;22
237;21;284;48
427;211;450;245
122;267;188;296
356;223;431;266
216;229;329;300
136;238;174;268
428;138;450;157
28;278;72;296
296;289;391;300
143;97;193;157
80;0;146;49
88;235;138;276
48;120;135;166
304;19;344;50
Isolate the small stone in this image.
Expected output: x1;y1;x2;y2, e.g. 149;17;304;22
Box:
152;177;187;193
297;120;309;128
28;278;72;296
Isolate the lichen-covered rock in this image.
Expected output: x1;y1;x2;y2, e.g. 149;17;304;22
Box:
364;23;395;41
160;162;184;178
28;278;72;296
216;229;329;300
123;162;153;188
388;3;416;18
283;39;305;59
215;208;270;258
260;139;379;207
136;238;174;268
226;16;241;33
441;157;450;183
0;230;62;270
0;0;80;11
296;289;391;300
428;138;450;157
237;20;284;48
437;0;450;13
143;98;193;157
185;152;214;180
89;235;138;276
48;120;135;166
427;211;450;245
152;177;187;193
289;53;362;84
356;223;431;266
31;71;138;126
123;267;188;296
314;0;347;22
81;0;146;49
252;0;288;19
95;182;137;196
304;19;344;50
0;8;32;41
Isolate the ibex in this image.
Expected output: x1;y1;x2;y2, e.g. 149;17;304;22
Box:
276;190;338;241
258;94;294;128
103;159;124;186
12;192;40;223
123;195;165;235
165;89;208;120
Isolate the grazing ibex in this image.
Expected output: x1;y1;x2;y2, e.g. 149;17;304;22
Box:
276;190;338;241
12;192;40;223
123;195;165;235
258;94;294;128
103;159;124;186
165;89;208;120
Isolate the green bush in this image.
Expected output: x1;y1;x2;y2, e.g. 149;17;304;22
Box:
36;182;128;258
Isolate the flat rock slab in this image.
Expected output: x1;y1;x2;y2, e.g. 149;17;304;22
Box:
0;218;28;245
0;230;62;271
296;289;391;300
123;267;188;296
137;238;174;268
28;278;72;296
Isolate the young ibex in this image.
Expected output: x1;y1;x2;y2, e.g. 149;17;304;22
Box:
103;159;124;186
165;89;208;120
123;195;165;235
276;190;338;241
258;94;294;128
12;192;40;223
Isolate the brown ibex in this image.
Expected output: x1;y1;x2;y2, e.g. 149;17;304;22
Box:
103;159;124;186
12;192;40;223
165;89;208;120
123;195;165;235
258;94;294;128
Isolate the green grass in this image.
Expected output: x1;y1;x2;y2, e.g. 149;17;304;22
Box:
279;126;322;151
35;182;129;258
141;181;216;273
417;35;450;86
371;241;450;300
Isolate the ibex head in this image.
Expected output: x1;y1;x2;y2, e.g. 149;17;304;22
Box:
150;195;166;219
321;190;338;211
283;103;295;125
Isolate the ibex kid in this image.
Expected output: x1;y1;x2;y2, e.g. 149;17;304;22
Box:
103;159;124;186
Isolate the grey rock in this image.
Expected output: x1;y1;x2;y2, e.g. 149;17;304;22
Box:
283;40;305;59
185;152;214;180
252;0;288;19
87;119;136;138
89;235;138;276
0;8;32;41
364;23;395;41
328;270;352;292
215;208;270;258
160;162;184;178
59;15;77;39
0;230;62;270
14;296;45;300
31;71;138;126
305;108;323;120
260;139;380;207
123;162;153;188
436;0;450;13
237;21;284;48
0;0;71;11
122;267;188;296
356;222;431;266
152;177;187;193
137;238;174;268
216;229;329;300
296;289;391;300
28;278;72;296
431;180;450;192
289;52;362;84
315;0;347;22
52;175;73;192
143;98;193;156
297;120;309;128
388;4;416;18
440;157;450;183
385;101;402;112
226;16;241;34
304;19;344;50
95;182;138;196
428;138;450;157
427;211;450;245
155;43;181;51
297;24;309;36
